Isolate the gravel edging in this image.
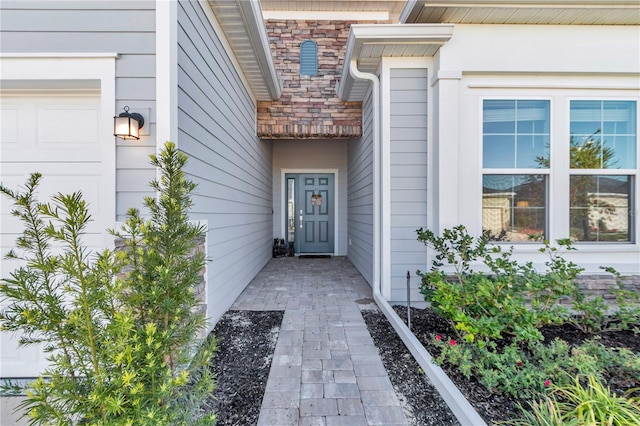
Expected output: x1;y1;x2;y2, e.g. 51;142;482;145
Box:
361;307;460;426
208;310;284;426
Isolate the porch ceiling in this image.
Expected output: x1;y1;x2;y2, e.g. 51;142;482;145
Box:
336;24;454;101
400;0;640;25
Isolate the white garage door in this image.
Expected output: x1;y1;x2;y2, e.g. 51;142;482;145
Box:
0;92;109;378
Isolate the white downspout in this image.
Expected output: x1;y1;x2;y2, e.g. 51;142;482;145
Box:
349;59;382;297
348;59;486;426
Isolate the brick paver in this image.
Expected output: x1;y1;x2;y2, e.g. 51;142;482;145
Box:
231;257;408;426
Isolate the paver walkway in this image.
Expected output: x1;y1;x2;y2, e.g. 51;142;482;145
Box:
231;256;409;426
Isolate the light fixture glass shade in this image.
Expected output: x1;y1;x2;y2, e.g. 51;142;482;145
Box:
114;106;144;140
114;115;139;140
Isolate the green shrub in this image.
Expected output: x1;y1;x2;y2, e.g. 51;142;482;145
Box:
433;335;640;401
0;142;216;425
416;226;578;345
417;226;639;344
569;267;640;334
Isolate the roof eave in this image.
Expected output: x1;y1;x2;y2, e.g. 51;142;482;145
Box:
337;24;455;101
237;0;282;100
401;0;640;24
207;0;281;101
399;0;421;24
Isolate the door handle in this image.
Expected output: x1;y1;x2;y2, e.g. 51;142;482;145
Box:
299;209;303;228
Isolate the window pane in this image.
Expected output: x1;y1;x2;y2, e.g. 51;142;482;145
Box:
483;100;549;169
604;136;636;169
570;100;602;135
516;100;550;134
483;100;516;133
570;101;637;169
483;135;515;168
287;178;296;244
483;174;546;242
570;175;632;242
517;135;549;168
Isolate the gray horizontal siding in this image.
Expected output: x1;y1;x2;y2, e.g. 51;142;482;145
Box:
390;68;428;304
177;0;272;325
0;1;157;221
348;88;374;286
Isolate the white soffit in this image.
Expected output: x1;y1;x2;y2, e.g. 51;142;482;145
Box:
401;0;640;25
207;0;281;100
260;1;406;23
337;24;454;101
262;11;390;20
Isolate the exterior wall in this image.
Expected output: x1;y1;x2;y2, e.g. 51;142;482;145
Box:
0;0;158;221
177;0;273;326
258;20;365;139
272;140;348;255
388;68;429;302
347;89;375;285
430;24;640;275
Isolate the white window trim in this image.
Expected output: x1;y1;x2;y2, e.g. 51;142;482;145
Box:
472;90;639;273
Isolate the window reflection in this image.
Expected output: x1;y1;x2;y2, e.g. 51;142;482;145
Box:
482;175;546;242
570;101;636;169
570;175;632;242
483;100;550;169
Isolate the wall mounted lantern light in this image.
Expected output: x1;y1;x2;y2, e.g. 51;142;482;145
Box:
114;106;144;140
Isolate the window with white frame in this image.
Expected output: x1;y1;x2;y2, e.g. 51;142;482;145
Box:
569;100;636;242
482;100;550;242
482;99;637;243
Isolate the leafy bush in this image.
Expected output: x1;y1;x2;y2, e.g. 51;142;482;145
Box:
417;225;639;344
569;267;640;334
0;142;216;425
418;225;640;420
416;226;579;345
433;335;640;401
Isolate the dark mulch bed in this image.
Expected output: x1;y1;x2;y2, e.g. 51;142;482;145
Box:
206;306;638;425
208;310;284;426
392;305;640;424
361;308;460;426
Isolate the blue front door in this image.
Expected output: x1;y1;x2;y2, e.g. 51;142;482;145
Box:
286;173;334;254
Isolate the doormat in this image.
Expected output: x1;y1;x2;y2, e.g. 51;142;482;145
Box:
299;255;331;259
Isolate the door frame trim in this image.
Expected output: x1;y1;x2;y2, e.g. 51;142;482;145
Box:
281;168;339;255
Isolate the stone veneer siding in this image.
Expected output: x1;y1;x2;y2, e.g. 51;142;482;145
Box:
258;20;379;139
576;274;640;301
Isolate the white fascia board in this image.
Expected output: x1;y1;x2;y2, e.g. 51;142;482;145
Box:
237;0;282;100
337;24;454;100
